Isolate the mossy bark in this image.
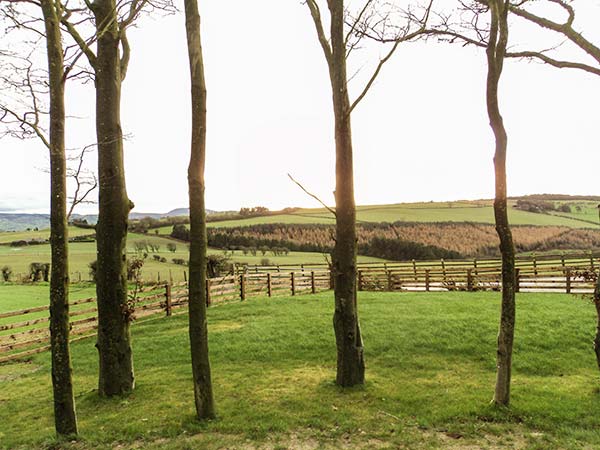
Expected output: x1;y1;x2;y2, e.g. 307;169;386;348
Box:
486;0;516;407
184;0;216;419
329;0;365;387
41;0;78;435
92;0;134;396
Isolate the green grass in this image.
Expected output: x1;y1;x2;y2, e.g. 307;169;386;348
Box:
0;284;96;313
0;231;383;285
151;201;599;231
0;226;93;244
2;291;600;449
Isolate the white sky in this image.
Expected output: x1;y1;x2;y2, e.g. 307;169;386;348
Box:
1;0;599;214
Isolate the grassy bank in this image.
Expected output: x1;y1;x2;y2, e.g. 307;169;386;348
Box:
1;291;599;449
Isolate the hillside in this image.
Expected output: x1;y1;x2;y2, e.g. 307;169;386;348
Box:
151;200;598;231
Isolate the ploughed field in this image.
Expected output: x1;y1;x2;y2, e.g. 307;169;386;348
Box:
1;290;600;449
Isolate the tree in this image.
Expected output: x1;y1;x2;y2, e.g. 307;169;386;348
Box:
61;0;173;396
0;1;78;434
184;0;215;419
304;0;431;386
485;0;516;407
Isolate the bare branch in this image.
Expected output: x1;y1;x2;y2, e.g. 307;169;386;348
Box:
287;173;336;217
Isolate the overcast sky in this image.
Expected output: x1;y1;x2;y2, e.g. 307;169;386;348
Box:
1;0;599;214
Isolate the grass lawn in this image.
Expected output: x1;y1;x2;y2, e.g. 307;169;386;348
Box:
1;291;600;449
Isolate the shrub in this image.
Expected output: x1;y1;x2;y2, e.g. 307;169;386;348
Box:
172;258;187;266
207;254;231;278
127;257;145;282
89;260;97;282
153;255;161;262
1;266;12;282
167;243;177;253
29;262;50;282
260;258;272;266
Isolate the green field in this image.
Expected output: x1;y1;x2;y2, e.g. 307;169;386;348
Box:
149;200;599;233
1;290;599;449
0;231;384;285
0;226;93;244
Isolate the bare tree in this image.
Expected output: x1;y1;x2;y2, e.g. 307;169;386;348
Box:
183;0;215;420
60;0;174;396
304;0;431;386
0;0;78;435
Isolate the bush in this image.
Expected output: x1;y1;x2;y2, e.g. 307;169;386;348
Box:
29;262;50;282
172;258;187;266
207;254;231;278
127;257;145;281
89;260;97;282
1;266;12;282
153;255;161;262
167;243;177;253
260;258;272;266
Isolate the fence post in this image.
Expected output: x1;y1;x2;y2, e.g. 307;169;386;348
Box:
515;268;520;293
240;274;246;301
467;269;473;292
425;269;430;292
387;270;393;292
183;270;187;282
473;258;478;276
533;255;538;277
267;273;272;297
358;270;363;291
441;259;446;281
206;278;212;307
566;269;572;294
165;283;172;316
561;254;566;271
311;271;316;294
412;259;417;281
291;272;296;296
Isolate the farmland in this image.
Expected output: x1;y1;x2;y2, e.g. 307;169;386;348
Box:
0;230;384;283
2;291;600;449
151;200;599;230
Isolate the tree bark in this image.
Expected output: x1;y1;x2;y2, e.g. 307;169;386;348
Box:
92;0;135;396
486;0;515;407
184;0;216;419
41;0;78;435
329;0;365;387
593;275;600;371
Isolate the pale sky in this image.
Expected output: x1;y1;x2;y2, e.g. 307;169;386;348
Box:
1;1;599;214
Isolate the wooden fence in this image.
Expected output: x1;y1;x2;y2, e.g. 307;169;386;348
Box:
0;270;331;364
3;253;600;363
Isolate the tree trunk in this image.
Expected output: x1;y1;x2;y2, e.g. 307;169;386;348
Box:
593;275;600;370
184;0;216;420
93;0;135;396
486;0;515;407
329;0;365;387
41;0;78;435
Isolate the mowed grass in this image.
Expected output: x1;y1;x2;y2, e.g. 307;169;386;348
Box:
0;283;96;313
150;201;598;232
2;291;600;449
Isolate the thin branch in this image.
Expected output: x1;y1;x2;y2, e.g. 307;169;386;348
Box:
287;173;337;217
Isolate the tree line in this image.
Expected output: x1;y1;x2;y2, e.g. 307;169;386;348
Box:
1;0;599;440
